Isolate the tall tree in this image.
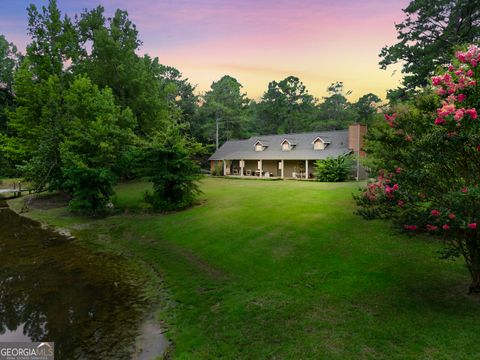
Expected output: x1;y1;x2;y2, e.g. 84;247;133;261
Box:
314;82;355;130
26;0;80;81
74;7;176;134
380;0;480;92
196;75;250;146
255;76;316;134
0;36;21;176
158;64;198;126
0;35;20;132
353;93;382;125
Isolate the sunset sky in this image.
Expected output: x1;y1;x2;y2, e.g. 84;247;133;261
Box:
0;0;408;101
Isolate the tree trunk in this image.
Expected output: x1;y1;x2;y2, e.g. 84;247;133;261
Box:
469;273;480;294
467;237;480;294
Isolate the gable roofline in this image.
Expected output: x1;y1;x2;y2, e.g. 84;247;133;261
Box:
312;136;331;144
281;138;297;146
254;140;269;148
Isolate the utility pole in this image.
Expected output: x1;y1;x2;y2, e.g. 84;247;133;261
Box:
215;111;220;150
356;123;361;181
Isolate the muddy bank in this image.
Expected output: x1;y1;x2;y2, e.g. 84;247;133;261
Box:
1;200;169;359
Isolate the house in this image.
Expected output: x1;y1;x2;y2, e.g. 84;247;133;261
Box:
209;124;367;179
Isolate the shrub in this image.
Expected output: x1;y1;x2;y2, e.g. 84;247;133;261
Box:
63;167;115;215
356;45;480;293
141;124;203;211
314;155;353;182
211;162;223;176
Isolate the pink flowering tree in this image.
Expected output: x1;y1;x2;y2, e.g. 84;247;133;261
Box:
356;44;480;293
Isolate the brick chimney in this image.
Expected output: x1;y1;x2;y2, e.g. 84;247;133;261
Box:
348;124;367;158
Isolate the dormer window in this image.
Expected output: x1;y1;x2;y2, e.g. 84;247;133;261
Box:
281;138;296;151
312;137;330;150
254;140;265;151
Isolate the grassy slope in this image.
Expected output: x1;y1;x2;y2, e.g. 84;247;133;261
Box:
10;178;480;359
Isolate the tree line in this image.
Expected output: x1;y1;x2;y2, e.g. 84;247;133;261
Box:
0;0;383;214
192;76;382;146
0;1;203;214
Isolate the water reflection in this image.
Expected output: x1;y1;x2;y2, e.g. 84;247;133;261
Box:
0;204;146;359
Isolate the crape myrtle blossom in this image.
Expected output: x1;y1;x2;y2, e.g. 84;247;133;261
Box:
355;45;480;292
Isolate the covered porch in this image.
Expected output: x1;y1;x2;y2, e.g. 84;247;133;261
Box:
211;159;316;179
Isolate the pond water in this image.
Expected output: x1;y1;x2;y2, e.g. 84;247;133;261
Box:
0;201;151;359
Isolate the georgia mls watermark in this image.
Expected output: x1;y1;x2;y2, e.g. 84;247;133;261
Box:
0;342;54;360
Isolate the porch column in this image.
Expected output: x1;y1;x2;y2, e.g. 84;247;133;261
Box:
223;160;227;176
305;160;309;179
240;160;244;177
281;160;284;179
258;160;263;177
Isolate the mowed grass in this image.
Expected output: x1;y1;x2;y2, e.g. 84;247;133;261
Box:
12;178;480;359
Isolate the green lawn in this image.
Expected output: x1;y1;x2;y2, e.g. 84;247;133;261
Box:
10;178;480;359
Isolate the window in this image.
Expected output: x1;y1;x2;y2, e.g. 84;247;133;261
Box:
282;141;290;151
255;142;264;151
314;140;325;150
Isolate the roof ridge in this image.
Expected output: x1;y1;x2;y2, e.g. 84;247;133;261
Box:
248;129;349;139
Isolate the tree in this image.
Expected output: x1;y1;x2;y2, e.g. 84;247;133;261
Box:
0;35;21;176
140;124;203;211
26;0;80;81
356;45;480;292
196;75;250;145
7;65;66;189
255;76;317;134
314;82;355;130
353;93;382;125
380;0;480;92
158;64;198;126
75;7;173;134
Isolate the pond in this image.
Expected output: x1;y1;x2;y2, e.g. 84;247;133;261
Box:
0;201;161;359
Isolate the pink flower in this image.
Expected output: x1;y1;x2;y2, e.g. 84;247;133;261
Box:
457;94;467;102
465;108;477;120
461;187;468;193
467;69;474;77
437;104;456;117
472;59;478;67
454;109;464;121
426;224;438;231
468;223;477;230
404;225;418;231
432;76;442;86
448;213;456;220
442;224;450;231
395;167;402;174
434;118;446;125
405;135;413;142
397;200;405;207
384;113;397;128
476;145;480;152
431;210;441;217
392;183;399;191
456;52;466;63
